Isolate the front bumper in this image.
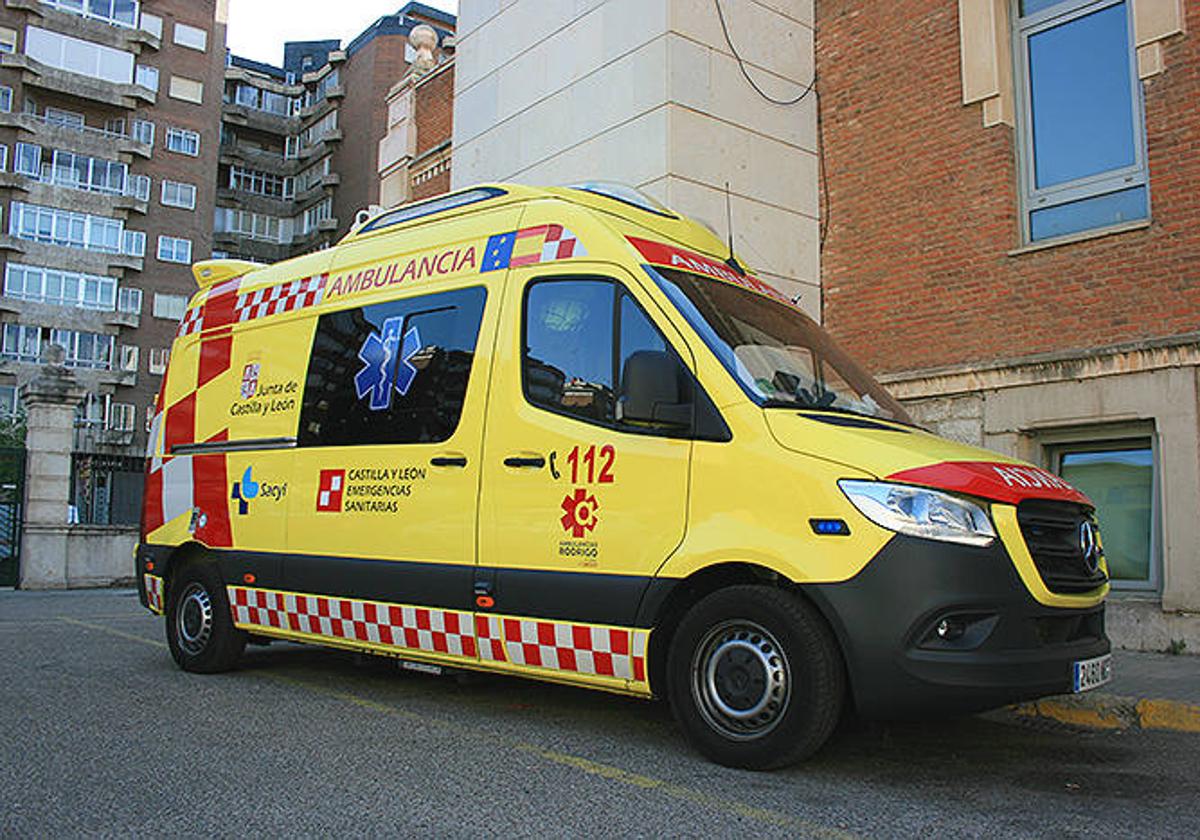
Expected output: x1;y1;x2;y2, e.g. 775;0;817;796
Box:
807;534;1109;719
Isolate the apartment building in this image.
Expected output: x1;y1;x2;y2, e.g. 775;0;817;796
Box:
817;1;1197;650
0;0;226;523
215;2;455;264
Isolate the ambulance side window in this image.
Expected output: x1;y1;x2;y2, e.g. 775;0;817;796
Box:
298;286;486;447
523;278;727;439
524;279;615;424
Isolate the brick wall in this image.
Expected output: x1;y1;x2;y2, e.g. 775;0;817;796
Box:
333;35;409;235
414;63;453;158
816;2;1199;376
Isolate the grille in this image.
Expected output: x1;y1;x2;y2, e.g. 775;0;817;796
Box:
1016;500;1109;594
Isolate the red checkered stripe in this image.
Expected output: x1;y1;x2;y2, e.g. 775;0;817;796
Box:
176;305;204;337
540;225;585;262
501;617;647;682
144;574;165;614
235;274;327;323
228;586;479;660
475;615;505;662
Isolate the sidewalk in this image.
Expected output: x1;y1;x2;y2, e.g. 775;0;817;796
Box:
1005;649;1200;733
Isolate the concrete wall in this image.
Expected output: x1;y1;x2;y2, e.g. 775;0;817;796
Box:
22;524;138;588
452;0;821;316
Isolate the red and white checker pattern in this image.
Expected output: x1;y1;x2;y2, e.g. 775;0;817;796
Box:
176;306;204;337
541;225;586;262
228;586;478;659
234;274;327;323
144;574;164;614
501;618;647;682
475;615;506;662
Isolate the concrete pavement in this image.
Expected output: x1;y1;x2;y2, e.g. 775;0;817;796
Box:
1007;649;1200;733
3;587;1200;838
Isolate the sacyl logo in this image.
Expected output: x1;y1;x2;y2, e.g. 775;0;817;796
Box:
231;466;259;515
231;466;287;515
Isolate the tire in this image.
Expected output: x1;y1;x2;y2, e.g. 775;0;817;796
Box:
165;562;246;673
666;585;845;770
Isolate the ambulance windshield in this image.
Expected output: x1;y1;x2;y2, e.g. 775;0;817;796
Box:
649;267;912;424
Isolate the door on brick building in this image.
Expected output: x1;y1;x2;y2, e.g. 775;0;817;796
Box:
0;447;26;586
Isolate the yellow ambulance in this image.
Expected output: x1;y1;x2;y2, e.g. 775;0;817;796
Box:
137;182;1111;769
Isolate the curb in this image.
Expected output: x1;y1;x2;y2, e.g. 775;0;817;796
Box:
1006;693;1200;733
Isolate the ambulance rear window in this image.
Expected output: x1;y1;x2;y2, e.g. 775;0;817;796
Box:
298;286;487;446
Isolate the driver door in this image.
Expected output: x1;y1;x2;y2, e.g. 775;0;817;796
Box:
477;265;695;629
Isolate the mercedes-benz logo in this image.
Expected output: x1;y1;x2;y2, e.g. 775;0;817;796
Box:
1079;520;1101;574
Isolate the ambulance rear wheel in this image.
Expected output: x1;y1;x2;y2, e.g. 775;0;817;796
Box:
667;585;844;769
166;563;246;673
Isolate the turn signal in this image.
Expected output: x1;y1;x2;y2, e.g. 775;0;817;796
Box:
243;573;256;584
145;561;155;571
475;595;495;609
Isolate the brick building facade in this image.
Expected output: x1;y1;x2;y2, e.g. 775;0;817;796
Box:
817;0;1197;649
378;35;455;209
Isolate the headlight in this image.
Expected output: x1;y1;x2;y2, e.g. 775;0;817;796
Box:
838;480;996;547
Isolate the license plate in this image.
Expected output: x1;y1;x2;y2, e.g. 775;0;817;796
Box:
1072;654;1113;693
400;660;443;676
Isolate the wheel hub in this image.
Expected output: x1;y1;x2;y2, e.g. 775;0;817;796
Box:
175;582;214;656
692;621;791;741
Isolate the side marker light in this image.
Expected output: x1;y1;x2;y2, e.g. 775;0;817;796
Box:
243;573;256;584
476;595;495;609
809;518;850;536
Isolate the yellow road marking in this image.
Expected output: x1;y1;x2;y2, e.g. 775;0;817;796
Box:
59;617;167;649
63;618;858;839
264;673;858;839
1136;699;1200;734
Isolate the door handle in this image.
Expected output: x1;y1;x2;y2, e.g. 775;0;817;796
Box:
430;456;468;467
503;456;545;469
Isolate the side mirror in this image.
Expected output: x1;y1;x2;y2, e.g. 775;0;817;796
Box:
619;350;691;428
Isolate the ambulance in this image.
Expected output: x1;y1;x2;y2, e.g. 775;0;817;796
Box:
137;182;1111;769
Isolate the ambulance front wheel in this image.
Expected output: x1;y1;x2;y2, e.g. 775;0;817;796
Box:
666;585;845;770
165;562;247;673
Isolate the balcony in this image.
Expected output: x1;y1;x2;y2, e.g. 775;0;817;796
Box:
218;141;297;175
0;298;138;334
211;231;291;264
0;238;143;275
222;103;298;136
297;131;343;164
290;218;339;251
215;186;294;216
0;357;135;393
19;180;148;218
1;112;153;160
3;54;156;110
7;0;161;53
294;172;339;205
298;91;342;121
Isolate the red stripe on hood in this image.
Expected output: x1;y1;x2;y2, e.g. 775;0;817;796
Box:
887;461;1092;507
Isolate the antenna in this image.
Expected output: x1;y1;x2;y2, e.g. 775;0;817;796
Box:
723;181;746;275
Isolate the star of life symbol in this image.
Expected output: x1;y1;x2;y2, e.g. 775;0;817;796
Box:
561;488;599;539
354;318;422;411
241;363;260;399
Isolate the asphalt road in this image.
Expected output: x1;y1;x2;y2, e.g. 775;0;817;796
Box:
2;588;1198;839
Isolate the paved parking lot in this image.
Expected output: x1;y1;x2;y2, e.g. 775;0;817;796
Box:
2;588;1199;838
